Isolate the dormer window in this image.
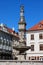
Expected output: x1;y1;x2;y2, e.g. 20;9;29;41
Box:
39;23;43;28
39;24;42;27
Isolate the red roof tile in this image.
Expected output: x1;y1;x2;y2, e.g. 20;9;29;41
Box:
6;27;19;38
28;20;43;31
0;25;19;38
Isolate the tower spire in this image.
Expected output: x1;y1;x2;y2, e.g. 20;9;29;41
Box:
20;5;26;23
20;5;24;17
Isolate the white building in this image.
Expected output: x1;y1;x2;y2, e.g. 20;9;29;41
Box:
26;20;43;61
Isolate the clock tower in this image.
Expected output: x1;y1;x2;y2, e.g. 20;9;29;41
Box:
18;5;26;47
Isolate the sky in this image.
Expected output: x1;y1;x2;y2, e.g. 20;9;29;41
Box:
0;0;43;32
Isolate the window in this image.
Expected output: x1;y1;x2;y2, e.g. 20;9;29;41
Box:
31;45;34;51
6;40;9;46
39;34;43;39
31;56;36;60
0;37;3;49
40;44;43;50
31;34;34;40
0;37;3;45
28;57;30;60
3;39;6;45
9;41;11;46
40;56;43;61
36;56;39;60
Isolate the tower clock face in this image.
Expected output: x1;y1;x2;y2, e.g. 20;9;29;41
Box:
19;24;25;30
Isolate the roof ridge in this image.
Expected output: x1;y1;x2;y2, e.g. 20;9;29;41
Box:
28;20;43;31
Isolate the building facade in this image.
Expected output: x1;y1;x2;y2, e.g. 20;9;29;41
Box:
0;23;19;60
26;20;43;61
